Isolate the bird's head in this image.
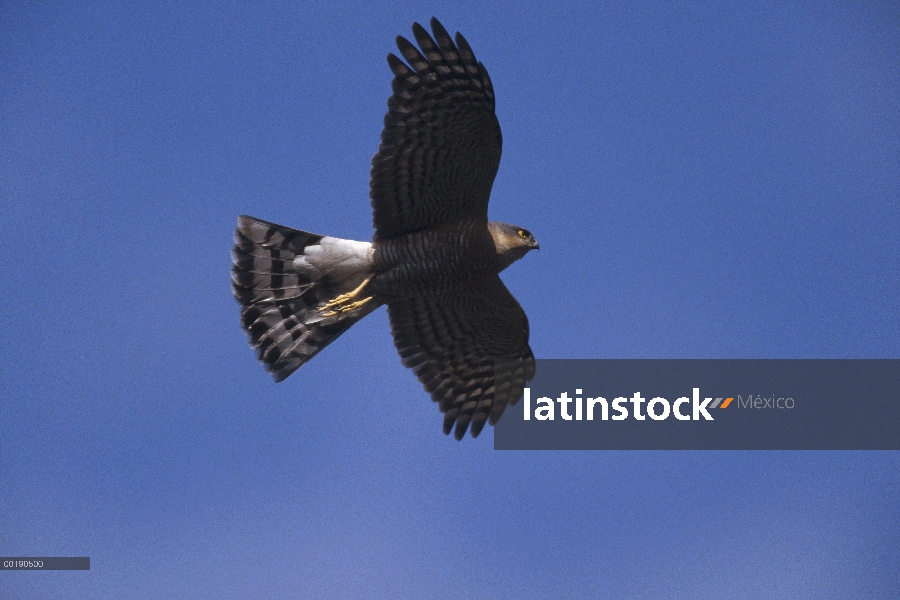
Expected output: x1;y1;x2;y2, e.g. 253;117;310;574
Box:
488;222;540;271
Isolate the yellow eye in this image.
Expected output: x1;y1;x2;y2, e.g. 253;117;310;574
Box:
518;228;530;239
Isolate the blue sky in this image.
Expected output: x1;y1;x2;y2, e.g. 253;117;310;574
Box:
2;1;898;598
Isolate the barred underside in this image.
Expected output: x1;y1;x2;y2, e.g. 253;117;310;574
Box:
231;19;537;441
231;215;380;382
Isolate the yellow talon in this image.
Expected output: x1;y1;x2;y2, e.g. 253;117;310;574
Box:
320;274;375;316
343;296;374;312
320;296;373;318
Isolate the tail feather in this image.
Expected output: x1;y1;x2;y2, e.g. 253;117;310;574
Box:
231;215;380;381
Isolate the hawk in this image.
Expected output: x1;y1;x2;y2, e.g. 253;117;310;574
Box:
231;18;538;439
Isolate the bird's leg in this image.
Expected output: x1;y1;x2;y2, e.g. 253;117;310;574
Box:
319;295;374;318
319;274;375;317
327;273;375;306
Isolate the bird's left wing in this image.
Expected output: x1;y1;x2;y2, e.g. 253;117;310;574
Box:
370;17;502;240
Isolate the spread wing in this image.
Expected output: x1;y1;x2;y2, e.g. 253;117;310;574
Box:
387;276;535;439
370;17;502;240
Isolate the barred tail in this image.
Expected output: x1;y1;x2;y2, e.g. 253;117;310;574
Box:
231;215;380;382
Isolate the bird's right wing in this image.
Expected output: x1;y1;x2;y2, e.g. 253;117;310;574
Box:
386;276;535;439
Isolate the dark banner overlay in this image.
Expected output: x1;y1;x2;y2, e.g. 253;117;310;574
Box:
494;360;899;450
1;557;90;570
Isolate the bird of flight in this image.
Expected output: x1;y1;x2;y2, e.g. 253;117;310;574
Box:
231;18;539;439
